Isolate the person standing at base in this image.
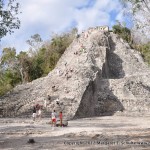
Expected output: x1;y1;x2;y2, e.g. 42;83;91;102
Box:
51;110;56;127
59;112;63;127
32;106;36;121
38;107;42;120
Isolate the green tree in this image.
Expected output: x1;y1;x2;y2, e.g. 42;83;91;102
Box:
112;22;132;43
0;47;21;95
0;0;20;39
17;51;31;83
136;42;150;65
26;34;43;56
29;57;44;80
1;47;17;69
0;29;76;95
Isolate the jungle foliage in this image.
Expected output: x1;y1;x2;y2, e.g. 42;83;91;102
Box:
0;29;77;96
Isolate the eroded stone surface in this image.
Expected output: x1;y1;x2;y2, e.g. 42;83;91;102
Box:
0;28;150;119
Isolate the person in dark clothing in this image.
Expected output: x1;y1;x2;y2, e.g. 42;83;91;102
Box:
48;95;51;100
59;112;63;127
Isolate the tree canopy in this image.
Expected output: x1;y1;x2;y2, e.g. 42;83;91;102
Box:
0;29;77;96
0;0;20;39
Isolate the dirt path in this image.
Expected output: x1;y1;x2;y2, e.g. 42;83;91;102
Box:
0;116;150;150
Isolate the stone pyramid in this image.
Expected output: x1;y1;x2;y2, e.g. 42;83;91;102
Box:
0;27;150;119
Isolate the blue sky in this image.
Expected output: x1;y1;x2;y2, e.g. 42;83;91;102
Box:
0;0;129;54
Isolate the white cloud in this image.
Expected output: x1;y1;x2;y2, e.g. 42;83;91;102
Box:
75;8;110;33
0;0;124;53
